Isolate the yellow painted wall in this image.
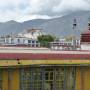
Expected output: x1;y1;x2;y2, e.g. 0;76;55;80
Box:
76;67;87;90
0;60;90;67
2;69;20;90
75;67;83;90
76;67;80;90
84;67;90;90
2;66;90;90
11;69;20;90
76;67;90;90
2;69;9;90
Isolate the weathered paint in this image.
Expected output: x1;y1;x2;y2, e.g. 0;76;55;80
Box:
1;62;90;90
76;67;90;90
0;60;90;67
2;70;9;90
2;69;20;90
76;67;80;90
10;69;20;90
84;67;90;90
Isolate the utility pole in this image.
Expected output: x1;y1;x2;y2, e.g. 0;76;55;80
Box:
73;18;77;30
88;17;90;30
72;18;77;50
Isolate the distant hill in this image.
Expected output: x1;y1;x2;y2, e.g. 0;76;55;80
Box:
22;19;49;29
38;11;90;37
0;19;48;35
0;11;90;37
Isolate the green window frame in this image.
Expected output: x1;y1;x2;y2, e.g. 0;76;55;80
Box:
20;66;76;90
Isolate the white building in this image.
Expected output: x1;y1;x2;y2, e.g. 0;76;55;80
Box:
50;38;81;51
0;29;42;47
19;29;42;39
81;22;90;50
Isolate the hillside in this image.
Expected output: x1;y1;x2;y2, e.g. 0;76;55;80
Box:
0;11;90;37
0;19;48;35
38;11;90;37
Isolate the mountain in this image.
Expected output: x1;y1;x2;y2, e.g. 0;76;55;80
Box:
0;19;48;35
0;11;90;37
38;11;90;37
22;19;49;29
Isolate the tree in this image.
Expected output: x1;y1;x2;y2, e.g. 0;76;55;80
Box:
38;35;55;47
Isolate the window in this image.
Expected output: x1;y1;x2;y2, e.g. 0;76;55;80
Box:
20;67;75;90
66;67;76;90
32;68;42;90
32;41;35;43
20;69;31;90
32;44;35;47
36;41;38;43
28;40;31;44
55;68;64;90
44;68;54;90
20;68;42;90
36;44;39;47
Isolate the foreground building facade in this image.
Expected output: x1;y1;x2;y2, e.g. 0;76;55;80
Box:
0;48;90;90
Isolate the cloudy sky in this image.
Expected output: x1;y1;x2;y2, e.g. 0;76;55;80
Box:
0;0;90;22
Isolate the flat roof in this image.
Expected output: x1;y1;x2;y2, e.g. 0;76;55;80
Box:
0;47;89;60
0;47;89;54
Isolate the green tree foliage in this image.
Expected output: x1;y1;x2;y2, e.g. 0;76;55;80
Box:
38;35;55;47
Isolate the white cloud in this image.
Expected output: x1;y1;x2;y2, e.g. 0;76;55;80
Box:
0;10;51;22
27;0;60;14
53;0;90;13
0;0;90;22
0;0;25;7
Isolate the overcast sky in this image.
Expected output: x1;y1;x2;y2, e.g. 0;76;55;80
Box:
0;0;90;22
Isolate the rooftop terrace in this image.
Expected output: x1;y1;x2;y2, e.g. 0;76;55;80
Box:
0;47;89;60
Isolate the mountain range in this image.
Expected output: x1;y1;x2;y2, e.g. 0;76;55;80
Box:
0;11;90;37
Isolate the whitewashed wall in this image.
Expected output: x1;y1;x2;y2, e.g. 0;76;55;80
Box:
81;44;90;50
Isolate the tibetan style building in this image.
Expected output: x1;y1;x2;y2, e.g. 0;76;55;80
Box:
81;22;90;50
0;47;90;90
